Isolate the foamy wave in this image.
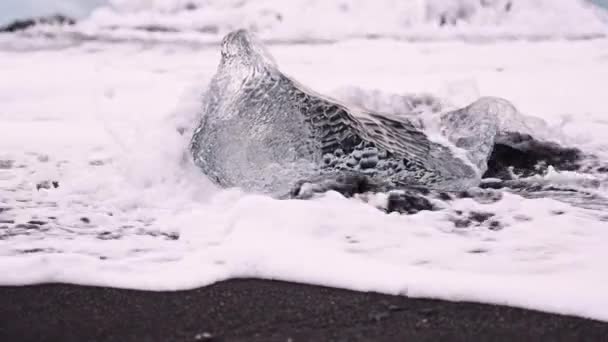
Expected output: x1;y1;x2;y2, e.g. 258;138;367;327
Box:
77;0;607;41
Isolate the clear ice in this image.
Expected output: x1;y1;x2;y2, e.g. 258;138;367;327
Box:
190;30;587;197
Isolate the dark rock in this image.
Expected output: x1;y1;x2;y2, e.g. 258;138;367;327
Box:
488;221;503;231
80;217;90;224
37;180;60;190
479;180;505;190
450;211;502;230
459;188;503;204
162;232;180;240
469;211;495;223
438;192;453;201
386;191;435;214
457;191;470;199
453;218;472;228
484;132;583;180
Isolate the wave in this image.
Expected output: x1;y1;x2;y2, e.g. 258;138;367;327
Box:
78;0;607;41
1;0;606;48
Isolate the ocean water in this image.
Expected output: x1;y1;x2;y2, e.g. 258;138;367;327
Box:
0;0;106;26
1;0;608;322
592;0;608;8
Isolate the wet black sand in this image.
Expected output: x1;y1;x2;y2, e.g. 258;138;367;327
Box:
1;278;606;342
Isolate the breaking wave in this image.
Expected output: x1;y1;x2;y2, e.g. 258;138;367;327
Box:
2;0;607;47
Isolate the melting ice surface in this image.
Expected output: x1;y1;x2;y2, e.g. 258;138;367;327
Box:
1;36;608;322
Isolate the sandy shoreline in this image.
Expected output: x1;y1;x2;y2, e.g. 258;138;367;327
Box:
1;278;606;341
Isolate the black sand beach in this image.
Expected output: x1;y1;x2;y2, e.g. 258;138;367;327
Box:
1;278;606;342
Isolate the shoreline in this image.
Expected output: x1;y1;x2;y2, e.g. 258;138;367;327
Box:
1;278;606;341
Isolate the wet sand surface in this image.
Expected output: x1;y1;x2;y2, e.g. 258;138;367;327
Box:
1;278;607;342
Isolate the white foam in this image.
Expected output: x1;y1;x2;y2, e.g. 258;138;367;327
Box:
84;0;606;40
1;38;608;322
2;0;606;48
